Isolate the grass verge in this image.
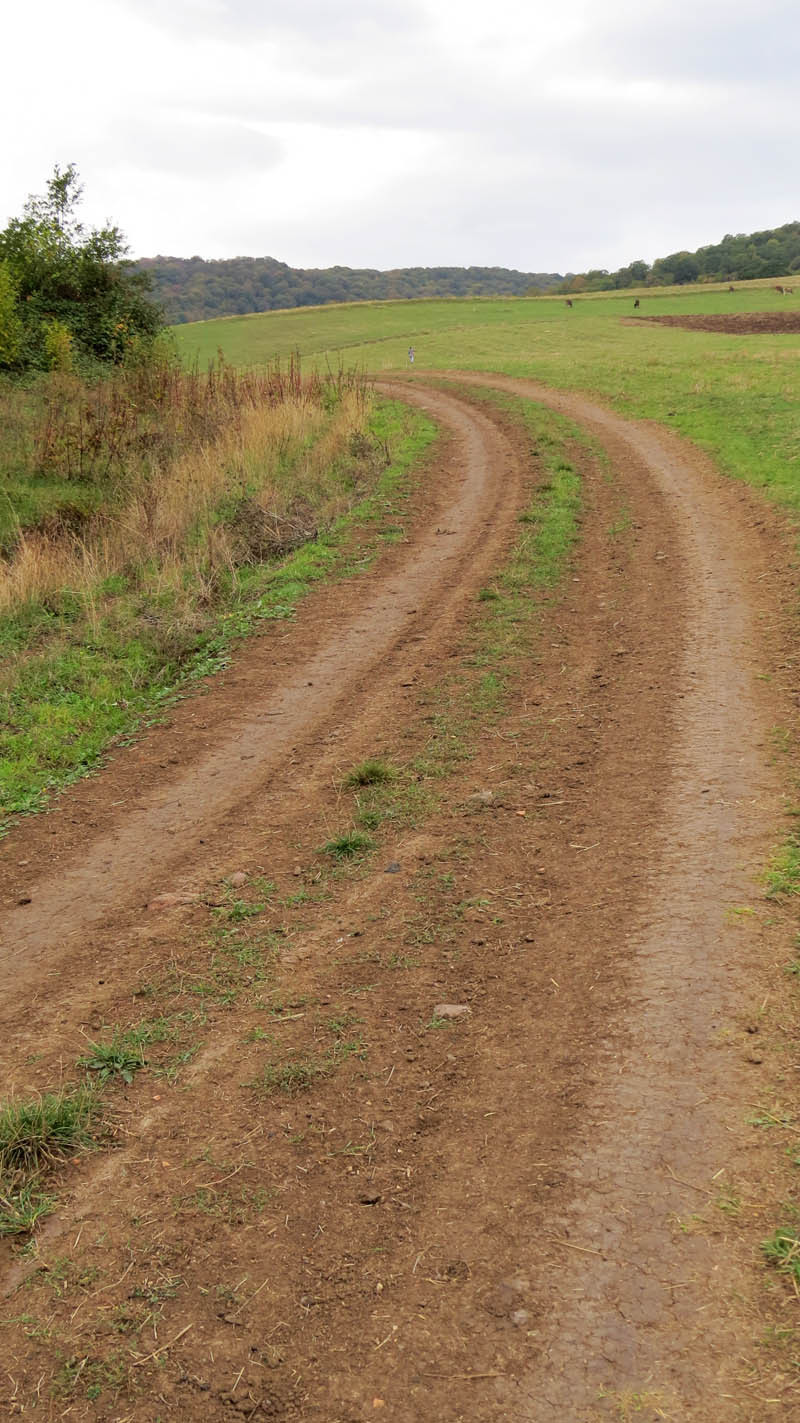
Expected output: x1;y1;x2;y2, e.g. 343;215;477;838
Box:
0;393;435;831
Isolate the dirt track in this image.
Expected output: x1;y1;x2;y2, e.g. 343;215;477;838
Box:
0;375;796;1421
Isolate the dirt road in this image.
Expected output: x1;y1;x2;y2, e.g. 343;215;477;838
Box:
0;375;795;1421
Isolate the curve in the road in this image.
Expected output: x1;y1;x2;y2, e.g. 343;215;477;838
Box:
428;372;782;1420
0;382;525;982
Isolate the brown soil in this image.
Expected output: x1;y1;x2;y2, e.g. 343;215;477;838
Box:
630;309;800;334
1;376;798;1422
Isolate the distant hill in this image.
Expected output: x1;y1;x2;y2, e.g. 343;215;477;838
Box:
560;221;800;294
135;256;565;324
138;220;800;323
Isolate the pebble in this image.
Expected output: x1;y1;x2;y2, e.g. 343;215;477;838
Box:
434;1003;471;1019
384;862;402;874
228;871;248;888
359;1190;381;1205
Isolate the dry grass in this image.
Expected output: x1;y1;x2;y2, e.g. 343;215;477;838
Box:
1;355;436;829
0;359;371;617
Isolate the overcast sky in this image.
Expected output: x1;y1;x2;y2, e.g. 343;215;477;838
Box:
3;0;797;274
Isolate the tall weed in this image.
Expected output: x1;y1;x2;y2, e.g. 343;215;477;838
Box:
0;354;371;616
0;352;414;823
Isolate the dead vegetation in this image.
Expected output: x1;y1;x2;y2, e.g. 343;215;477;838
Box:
0;354;373;617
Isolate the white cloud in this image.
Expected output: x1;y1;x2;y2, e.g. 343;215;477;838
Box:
1;0;798;273
105;115;283;177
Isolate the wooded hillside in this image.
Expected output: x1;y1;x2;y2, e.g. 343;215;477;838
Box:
138;219;800;323
135;256;565;324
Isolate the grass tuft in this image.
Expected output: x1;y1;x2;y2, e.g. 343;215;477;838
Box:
343;759;397;788
0;1088;95;1176
763;1226;800;1284
259;1058;332;1095
0;1183;57;1237
321;829;376;860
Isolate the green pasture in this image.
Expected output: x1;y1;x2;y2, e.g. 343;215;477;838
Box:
175;281;800;515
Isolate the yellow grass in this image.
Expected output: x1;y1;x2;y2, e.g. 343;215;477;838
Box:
0;388;367;617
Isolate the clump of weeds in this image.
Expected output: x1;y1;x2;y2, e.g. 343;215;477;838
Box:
259;1058;333;1095
78;1017;178;1085
79;1033;146;1086
765;835;800;898
256;1022;366;1096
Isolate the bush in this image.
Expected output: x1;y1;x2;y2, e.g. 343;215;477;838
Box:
0;165;161;373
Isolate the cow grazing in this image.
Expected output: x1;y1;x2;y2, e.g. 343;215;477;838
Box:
633;298;640;309
565;299;573;308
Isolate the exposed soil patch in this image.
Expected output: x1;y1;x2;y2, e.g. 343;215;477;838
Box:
0;376;798;1421
630;309;800;334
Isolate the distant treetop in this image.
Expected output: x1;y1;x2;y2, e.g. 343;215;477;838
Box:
559;221;800;294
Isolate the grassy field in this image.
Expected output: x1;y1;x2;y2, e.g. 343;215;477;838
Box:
175;280;800;514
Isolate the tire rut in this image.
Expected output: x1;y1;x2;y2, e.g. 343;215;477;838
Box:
427;372;785;1420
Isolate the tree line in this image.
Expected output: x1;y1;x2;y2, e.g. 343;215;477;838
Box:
134;256;565;325
559;221;800;294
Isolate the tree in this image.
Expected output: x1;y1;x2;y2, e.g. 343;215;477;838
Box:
614;259;650;289
670;252;701;284
0;262;22;367
0;165;162;371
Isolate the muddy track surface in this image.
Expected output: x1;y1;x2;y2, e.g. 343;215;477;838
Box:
0;375;795;1422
